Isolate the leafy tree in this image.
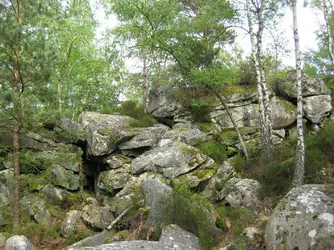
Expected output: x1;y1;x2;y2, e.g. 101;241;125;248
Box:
105;0;250;159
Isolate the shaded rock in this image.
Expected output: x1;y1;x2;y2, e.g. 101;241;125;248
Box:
40;184;71;205
78;112;136;156
278;73;331;98
303;95;332;123
21;194;54;226
52;165;79;191
0;170;12;207
103;154;131;169
271;97;297;129
118;126;170;150
61;210;83;237
81;204;114;230
131;141;207;179
140;179;173;226
162;128;207;146
98;165;131;193
4;235;35;250
265;184;334;250
218;178;261;209
67;224;201;250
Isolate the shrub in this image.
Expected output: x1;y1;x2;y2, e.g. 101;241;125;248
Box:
190;100;212;123
119;100;155;127
196;140;227;164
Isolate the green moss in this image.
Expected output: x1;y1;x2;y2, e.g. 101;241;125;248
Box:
193;169;216;179
195;140;227;164
276;97;296;111
197;122;216;133
220;85;257;97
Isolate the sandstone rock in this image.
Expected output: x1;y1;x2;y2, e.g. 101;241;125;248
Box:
52;165;79;191
118;126;170;150
0;170;12;207
98;165;131;193
78;112;136;156
103;154;131;169
271;97;297;129
21;194;54;227
140;179;173;226
81;204;114;230
278;73;331;98
131;141;207;179
4;235;35;250
68;224;201;250
265;184;334;250
162;128;207;146
40;184;71;205
218;178;262;209
303;95;332;123
61;210;83;237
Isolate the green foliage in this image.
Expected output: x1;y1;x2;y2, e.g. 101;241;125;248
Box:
196;140;227;165
119;100;155;127
190;100;212;123
216;206;254;236
168;181;218;249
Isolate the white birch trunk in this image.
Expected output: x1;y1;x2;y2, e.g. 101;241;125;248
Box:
292;0;305;187
323;0;334;68
246;0;273;158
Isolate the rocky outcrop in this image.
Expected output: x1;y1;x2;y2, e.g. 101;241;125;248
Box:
303;95;332;123
21;194;54;227
265;185;334;250
68;224;201;250
98;165;132;193
61;210;83;237
52;165;80;191
131;141;208;179
81;203;114;230
4;235;35;250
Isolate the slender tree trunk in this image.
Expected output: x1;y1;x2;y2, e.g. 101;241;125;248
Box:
143;53;147;113
246;0;273;159
12;0;21;231
292;0;305;187
323;0;334;68
205;85;249;161
58;78;62;114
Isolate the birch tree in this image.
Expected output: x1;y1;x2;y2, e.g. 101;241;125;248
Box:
245;0;277;159
292;0;305;187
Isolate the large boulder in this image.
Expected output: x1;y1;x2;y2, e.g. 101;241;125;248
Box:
4;235;35;250
162;127;207;146
0;170;13;207
271;97;297;129
61;210;84;237
278;73;332;99
78;112;136;156
118;126;170;150
265;185;334;250
98;165;132;193
21;194;54;227
131;141;208;179
217;178;262;209
52;165;80;191
81;204;114;230
303;95;332;123
68;224;201;250
140;179;173;226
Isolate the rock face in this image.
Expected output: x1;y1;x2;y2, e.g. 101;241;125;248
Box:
98;165;132;193
21;194;54;227
61;210;83;237
217;178;262;209
265;185;334;250
81;204;114;230
68;224;201;250
79;112;136;156
140;179;173;226
131;141;208;179
4;235;35;250
303;95;332;123
52;165;80;191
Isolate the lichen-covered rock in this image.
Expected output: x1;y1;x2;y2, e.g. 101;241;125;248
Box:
21;194;54;226
103;154;131;169
52;165;79;191
131;141;207;179
118;126;170;150
0;233;6;248
0;170;12;207
271;97;297;129
4;235;35;250
68;224;201;250
78;112;136;156
162;127;207;146
140;179;173;226
98;165;131;193
265;184;334;250
40;184;71;205
303;95;332;123
203;161;238;200
61;210;83;237
217;178;262;209
81;204;114;230
278;73;332;98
